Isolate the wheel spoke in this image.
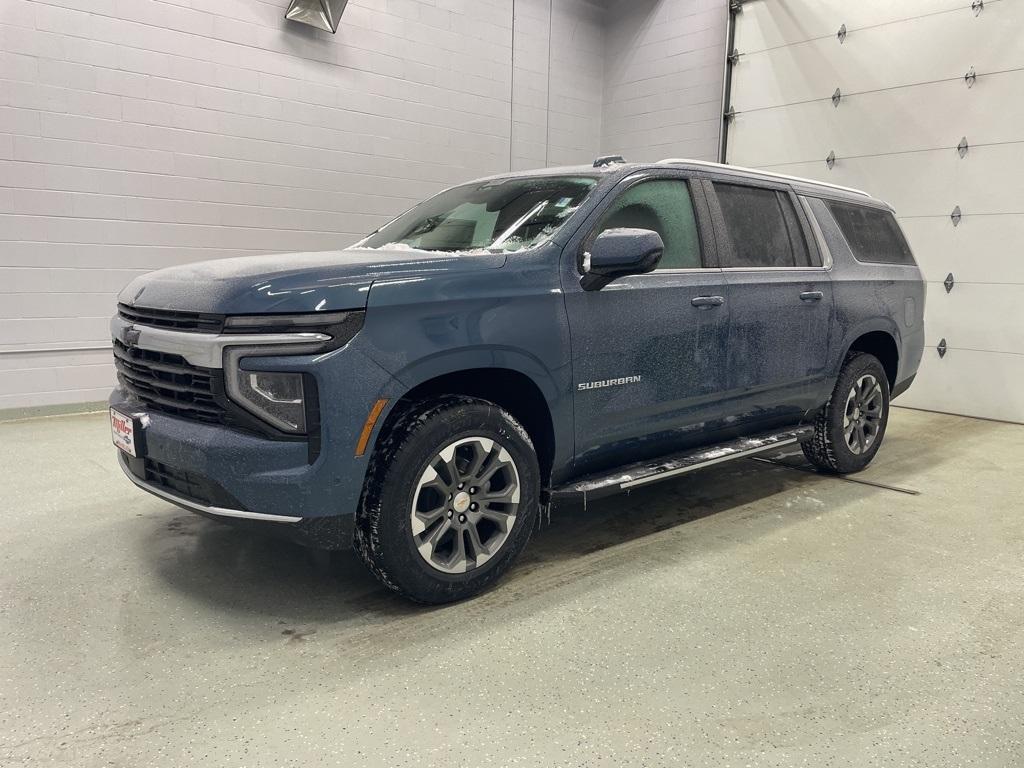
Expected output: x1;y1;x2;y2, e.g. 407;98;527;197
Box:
417;516;451;554
481;484;518;504
464;440;493;480
478;506;513;533
446;529;468;572
413;504;447;532
856;423;867;452
465;523;493;566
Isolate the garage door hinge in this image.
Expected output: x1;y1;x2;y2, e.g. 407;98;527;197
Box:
964;66;976;88
729;0;744;14
728;48;741;65
825;150;836;169
937;339;948;358
957;136;969;158
944;273;955;293
837;23;847;44
832;88;842;107
971;0;983;16
950;205;962;226
724;106;736;120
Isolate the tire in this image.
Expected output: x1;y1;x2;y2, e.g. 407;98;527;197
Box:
354;396;540;604
802;352;891;474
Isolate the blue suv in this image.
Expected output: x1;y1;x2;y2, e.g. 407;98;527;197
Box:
110;158;925;602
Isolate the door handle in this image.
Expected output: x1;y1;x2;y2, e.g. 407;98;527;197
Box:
691;295;725;308
799;290;824;302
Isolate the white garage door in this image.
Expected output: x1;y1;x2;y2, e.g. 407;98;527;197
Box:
726;0;1024;424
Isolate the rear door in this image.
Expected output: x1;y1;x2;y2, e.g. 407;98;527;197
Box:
704;178;834;429
561;170;732;476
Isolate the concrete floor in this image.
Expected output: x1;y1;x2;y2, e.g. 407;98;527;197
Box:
1;408;1022;767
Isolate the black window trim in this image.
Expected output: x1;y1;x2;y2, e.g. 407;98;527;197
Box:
573;169;720;275
704;176;829;272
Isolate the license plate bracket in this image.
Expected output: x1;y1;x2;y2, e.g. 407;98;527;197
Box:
110;408;148;458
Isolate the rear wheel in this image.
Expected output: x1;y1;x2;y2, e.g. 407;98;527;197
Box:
354;396;540;603
802;352;890;474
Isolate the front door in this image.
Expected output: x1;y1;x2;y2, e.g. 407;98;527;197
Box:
704;179;834;429
561;173;732;476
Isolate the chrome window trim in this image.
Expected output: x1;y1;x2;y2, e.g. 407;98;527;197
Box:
720;266;830;273
110;315;329;370
631;267;723;276
117;452;302;523
655;158;871;198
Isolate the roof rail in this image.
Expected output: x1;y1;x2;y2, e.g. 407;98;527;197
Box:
594;154;626;167
656;158;870;197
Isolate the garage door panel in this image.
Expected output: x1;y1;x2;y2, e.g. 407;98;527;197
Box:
900;215;1024;285
896;349;1024;424
735;0;973;53
744;145;1024;218
733;3;1024;112
922;283;1024;355
728;70;1024;167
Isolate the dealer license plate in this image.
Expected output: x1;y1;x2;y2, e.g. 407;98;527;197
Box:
110;408;140;457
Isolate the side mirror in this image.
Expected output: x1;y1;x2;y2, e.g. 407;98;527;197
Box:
580;228;664;291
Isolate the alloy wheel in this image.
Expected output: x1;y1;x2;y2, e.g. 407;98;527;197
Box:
410;436;521;574
843;374;884;455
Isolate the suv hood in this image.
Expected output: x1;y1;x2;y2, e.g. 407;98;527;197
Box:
118;248;507;315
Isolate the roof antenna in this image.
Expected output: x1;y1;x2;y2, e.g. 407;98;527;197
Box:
593;155;625;167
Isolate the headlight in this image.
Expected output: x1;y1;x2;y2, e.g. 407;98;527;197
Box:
231;369;308;433
220;310;364;434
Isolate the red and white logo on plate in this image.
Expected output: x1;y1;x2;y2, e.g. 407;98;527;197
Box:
110;409;137;457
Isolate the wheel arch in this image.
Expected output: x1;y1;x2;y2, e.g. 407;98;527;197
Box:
372;361;563;487
845;329;899;388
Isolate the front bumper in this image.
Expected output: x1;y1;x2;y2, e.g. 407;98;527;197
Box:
117;451;355;548
109;354;392;548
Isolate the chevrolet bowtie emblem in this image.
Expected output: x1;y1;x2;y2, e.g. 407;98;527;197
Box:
122;325;141;348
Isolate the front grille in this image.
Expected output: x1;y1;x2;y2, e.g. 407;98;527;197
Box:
125;456;246;510
113;339;225;424
118;303;223;333
142;459;216;505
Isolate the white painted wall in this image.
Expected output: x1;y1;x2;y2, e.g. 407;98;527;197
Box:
728;0;1024;424
0;0;726;410
602;0;726;162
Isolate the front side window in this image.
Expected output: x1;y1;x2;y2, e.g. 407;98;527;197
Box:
354;175;597;254
714;183;810;268
826;200;915;265
593;179;702;270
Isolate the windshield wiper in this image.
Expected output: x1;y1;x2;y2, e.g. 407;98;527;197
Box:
490;201;549;249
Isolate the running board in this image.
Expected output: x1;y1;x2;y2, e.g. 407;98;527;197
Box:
552;426;814;502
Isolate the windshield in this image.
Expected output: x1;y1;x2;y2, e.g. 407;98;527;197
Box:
353;175;598;253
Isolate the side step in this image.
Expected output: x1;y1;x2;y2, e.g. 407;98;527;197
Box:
552;426;814;502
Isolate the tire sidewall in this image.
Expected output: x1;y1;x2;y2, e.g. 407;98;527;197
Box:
827;355;891;473
363;400;540;602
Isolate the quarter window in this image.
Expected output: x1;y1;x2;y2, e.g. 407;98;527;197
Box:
826;200;916;265
714;183;811;268
593;179;702;270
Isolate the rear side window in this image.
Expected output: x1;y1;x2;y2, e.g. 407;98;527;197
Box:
826;201;915;265
713;183;811;268
595;179;702;270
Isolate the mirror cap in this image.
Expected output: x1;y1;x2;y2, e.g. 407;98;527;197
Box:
582;228;664;290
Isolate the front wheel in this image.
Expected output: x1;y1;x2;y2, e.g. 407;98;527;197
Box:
802;352;891;474
354;396;540;604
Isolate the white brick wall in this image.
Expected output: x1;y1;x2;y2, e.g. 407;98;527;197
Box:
0;0;727;410
602;0;727;162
